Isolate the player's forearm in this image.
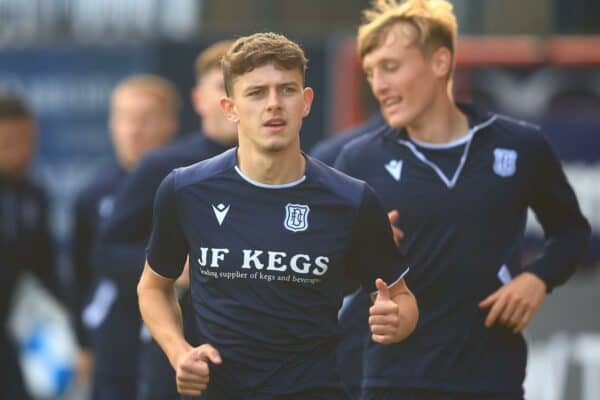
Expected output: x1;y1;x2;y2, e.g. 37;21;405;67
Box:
137;282;191;368
392;289;418;342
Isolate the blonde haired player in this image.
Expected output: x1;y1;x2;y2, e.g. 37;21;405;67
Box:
334;1;591;399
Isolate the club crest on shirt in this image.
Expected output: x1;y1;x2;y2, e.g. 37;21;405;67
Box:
284;203;309;232
385;159;403;182
493;148;518;177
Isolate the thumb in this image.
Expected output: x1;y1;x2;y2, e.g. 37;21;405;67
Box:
387;210;399;225
375;278;391;301
196;344;222;364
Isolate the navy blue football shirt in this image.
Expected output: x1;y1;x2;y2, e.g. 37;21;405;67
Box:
334;103;591;395
146;148;408;397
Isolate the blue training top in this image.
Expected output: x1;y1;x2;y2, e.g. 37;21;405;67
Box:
147;148;409;396
334;103;591;395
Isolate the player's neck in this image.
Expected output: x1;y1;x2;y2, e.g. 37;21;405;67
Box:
405;96;468;145
236;144;306;186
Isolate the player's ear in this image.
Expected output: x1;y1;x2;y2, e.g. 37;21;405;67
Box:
431;46;452;79
191;85;203;115
219;96;239;123
302;87;314;118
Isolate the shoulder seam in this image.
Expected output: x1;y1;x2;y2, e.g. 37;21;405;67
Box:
493;114;541;131
309;159;366;208
172;159;233;192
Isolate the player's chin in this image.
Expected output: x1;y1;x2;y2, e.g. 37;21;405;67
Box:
262;140;290;153
383;109;413;130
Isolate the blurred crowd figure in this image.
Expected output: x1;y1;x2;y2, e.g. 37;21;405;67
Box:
0;93;61;400
1;39;239;399
71;74;180;399
89;39;236;400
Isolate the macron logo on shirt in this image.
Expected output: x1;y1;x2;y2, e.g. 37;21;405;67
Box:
385;160;403;182
212;203;230;226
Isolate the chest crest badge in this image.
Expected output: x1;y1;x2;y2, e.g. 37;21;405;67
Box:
493;148;518;177
284;203;309;232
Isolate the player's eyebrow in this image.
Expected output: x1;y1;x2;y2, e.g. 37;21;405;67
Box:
244;81;301;92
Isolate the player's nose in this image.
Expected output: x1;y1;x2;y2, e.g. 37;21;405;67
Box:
371;69;389;97
266;89;282;111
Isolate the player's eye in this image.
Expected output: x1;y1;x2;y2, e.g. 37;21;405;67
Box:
382;61;400;72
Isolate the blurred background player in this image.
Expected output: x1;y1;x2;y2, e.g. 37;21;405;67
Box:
310;111;385;166
309;111;387;399
334;1;591;399
0;92;60;399
71;75;179;400
91;40;237;400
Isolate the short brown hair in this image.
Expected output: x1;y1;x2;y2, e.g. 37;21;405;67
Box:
221;32;308;96
0;92;32;121
194;40;234;83
112;74;181;115
358;0;457;75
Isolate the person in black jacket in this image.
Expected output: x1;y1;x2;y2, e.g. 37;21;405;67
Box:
0;93;60;400
92;40;238;400
72;75;180;400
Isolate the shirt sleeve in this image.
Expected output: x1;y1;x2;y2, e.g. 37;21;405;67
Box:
146;171;188;279
524;132;591;291
345;184;409;293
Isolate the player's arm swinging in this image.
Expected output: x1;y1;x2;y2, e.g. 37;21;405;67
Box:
138;261;221;396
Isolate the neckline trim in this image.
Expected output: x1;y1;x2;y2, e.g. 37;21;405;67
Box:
409;132;473;149
396;115;498;189
234;165;306;189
